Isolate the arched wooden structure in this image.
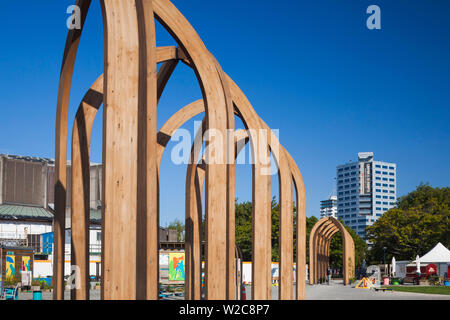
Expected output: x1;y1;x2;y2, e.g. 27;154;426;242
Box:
55;0;306;300
309;217;355;285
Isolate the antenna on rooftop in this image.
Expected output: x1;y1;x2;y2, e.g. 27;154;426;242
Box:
329;177;337;198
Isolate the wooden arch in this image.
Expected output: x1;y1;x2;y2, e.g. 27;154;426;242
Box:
56;0;305;300
309;217;355;285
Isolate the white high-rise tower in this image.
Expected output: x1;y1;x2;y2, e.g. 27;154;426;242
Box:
336;152;397;240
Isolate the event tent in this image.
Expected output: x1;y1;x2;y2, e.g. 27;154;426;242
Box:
413;243;450;263
413;243;450;278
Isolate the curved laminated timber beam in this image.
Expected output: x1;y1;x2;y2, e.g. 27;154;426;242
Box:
56;0;306;300
308;217;355;286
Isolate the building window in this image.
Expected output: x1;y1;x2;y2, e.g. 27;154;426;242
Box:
389;166;394;170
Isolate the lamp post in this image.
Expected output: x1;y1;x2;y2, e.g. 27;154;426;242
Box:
383;247;387;265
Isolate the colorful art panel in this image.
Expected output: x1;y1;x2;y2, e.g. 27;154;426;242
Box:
6;255;15;277
22;256;31;271
169;253;185;281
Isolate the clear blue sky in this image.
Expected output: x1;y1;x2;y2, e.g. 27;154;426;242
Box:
0;0;449;226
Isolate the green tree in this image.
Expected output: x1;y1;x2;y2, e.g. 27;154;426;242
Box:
305;215;318;264
328;223;367;269
235;197;292;262
366;184;449;263
234;198;368;267
168;218;185;242
235;200;253;260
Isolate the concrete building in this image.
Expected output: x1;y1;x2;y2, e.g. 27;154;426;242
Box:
0;154;183;280
336;152;397;240
320;195;337;219
0;155;55;249
0;154;101;250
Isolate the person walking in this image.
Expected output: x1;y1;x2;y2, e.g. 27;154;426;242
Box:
327;267;331;285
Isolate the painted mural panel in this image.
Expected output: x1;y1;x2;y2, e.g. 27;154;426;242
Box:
6;255;15;277
168;253;185;281
22;256;31;271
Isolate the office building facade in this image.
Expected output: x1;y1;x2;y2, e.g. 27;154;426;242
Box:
320;195;338;219
336;152;397;239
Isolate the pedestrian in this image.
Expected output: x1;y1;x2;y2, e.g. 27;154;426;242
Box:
327;267;331;285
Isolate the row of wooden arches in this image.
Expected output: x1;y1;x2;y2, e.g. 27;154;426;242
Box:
54;0;306;300
309;217;355;285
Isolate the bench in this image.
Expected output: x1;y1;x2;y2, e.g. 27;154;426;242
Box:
374;287;393;292
4;284;20;300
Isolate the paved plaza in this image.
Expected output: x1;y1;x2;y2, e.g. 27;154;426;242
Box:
14;280;450;300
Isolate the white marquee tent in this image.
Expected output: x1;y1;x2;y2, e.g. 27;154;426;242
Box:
413;242;450;277
413;243;450;264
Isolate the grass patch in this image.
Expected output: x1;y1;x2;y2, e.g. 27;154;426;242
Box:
382;286;450;295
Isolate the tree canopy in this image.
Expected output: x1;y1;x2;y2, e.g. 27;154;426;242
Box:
328;224;367;269
167;218;185;242
236;198;367;267
366;184;449;263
